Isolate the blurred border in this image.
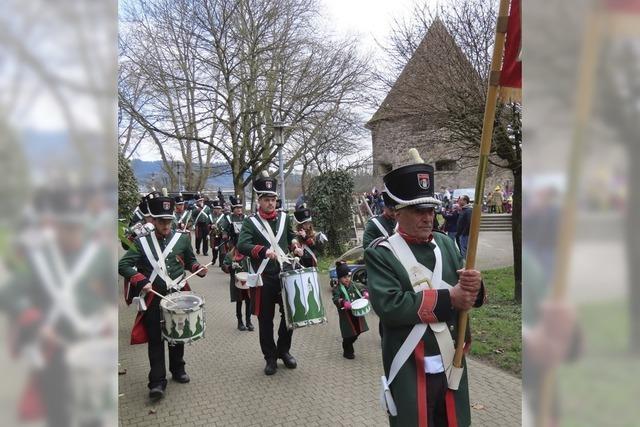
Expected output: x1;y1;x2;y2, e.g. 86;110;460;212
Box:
0;1;118;426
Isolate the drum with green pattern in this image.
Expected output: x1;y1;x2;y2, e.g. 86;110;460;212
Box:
280;267;327;330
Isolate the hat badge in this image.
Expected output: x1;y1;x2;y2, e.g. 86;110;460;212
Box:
417;173;430;190
265;180;272;189
163;201;171;210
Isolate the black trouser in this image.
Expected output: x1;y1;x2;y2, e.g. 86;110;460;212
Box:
143;297;185;389
236;299;251;323
195;223;209;255
256;274;292;361
426;372;449;426
342;335;358;355
40;350;71;427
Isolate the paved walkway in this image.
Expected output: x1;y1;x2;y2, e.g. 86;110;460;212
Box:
118;251;520;426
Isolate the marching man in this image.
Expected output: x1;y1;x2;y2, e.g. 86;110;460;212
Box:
172;193;192;232
362;191;397;248
119;194;208;401
237;172;303;375
193;193;212;256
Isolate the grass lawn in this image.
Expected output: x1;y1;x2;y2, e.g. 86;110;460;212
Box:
556;300;640;427
469;266;522;376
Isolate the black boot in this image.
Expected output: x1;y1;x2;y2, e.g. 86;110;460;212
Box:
246;317;254;331
264;359;277;375
237;319;247;331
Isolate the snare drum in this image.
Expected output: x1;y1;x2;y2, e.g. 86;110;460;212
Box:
160;292;206;344
350;298;371;317
66;339;118;426
280;267;327;330
235;271;249;289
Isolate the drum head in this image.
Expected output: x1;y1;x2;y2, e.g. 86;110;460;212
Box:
351;299;368;310
162;294;202;310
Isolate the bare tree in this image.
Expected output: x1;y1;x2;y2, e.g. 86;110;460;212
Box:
119;0;371;197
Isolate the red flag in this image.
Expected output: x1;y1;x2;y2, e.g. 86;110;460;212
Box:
499;0;521;102
604;0;640;12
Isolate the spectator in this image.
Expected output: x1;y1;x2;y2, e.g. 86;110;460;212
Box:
443;204;460;247
457;195;472;258
492;186;504;214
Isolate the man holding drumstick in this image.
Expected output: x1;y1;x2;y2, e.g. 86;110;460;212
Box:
237;172;303;376
119;193;208;401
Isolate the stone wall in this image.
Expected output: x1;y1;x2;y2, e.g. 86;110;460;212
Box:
370;116;513;195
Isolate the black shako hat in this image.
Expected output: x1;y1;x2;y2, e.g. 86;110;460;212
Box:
139;190;161;216
383;149;441;210
148;196;175;219
174;193;185;204
253;172;278;197
229;194;243;208
336;262;351;279
293;205;312;224
211;199;222;209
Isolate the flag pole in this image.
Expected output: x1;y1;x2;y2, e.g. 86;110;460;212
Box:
452;0;511;371
536;4;604;426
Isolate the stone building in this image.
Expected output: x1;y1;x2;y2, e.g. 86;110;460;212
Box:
367;19;513;195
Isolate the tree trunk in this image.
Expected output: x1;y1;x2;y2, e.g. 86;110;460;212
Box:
512;167;522;303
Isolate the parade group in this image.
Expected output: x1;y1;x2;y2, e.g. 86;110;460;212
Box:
118;149;485;427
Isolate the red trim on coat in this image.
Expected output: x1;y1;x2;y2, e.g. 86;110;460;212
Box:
445;389;459;427
251;245;265;259
305;238;314;246
130;292;154;345
414;341;427;427
130;272;146;285
418;290;439;323
18;374;44;421
191;263;201;273
253;287;262;316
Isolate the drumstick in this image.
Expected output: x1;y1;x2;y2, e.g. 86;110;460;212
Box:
179;261;213;286
146;289;177;306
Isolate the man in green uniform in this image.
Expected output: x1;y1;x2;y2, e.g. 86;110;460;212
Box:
237;173;303;375
172;193;192;232
209;199;225;265
219;195;253;331
362;192;397;248
365;157;484;427
119;195;208;401
193;193;212;256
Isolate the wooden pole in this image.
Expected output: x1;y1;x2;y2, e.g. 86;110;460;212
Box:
536;6;603;427
453;0;511;369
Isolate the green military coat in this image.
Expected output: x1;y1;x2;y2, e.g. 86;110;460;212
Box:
172;209;193;231
365;232;479;427
118;230;199;296
236;211;296;276
193;205;213;226
362;214;396;248
331;282;369;339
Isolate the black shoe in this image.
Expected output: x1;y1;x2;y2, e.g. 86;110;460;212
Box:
264;359;277;375
246;321;254;331
203;253;208;257
172;372;190;383
279;352;297;369
343;352;355;360
196;251;200;255
237;320;247;331
149;385;165;401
